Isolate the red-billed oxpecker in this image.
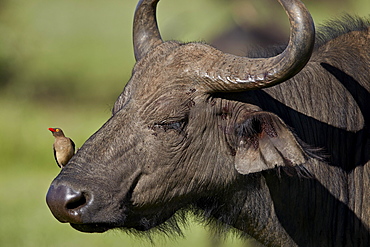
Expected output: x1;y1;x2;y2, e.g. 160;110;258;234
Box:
48;128;75;168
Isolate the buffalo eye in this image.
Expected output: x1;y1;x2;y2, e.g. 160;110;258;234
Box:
150;119;187;134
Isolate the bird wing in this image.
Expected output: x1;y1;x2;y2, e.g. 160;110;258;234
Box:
69;138;76;153
52;143;61;168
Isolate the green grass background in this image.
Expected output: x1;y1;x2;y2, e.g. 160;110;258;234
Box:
0;0;368;246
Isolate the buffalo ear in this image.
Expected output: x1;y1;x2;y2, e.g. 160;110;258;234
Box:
233;112;307;174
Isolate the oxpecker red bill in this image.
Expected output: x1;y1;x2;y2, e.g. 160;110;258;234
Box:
48;128;75;168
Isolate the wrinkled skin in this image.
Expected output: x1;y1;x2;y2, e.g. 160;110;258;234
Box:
46;1;370;246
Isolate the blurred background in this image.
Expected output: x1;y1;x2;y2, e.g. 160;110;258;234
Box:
0;0;368;246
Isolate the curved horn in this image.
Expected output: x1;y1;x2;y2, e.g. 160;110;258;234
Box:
201;0;315;92
133;0;163;61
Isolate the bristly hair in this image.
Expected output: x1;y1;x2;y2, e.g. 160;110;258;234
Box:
113;205;249;244
112;196;253;244
114;208;189;243
315;14;370;48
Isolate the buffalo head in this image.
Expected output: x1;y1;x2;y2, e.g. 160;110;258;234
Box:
46;0;315;235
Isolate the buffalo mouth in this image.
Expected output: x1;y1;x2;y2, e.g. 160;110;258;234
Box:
70;223;112;233
70;221;172;233
69;222;156;233
70;222;162;233
69;208;178;233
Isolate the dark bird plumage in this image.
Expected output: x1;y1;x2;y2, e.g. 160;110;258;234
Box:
48;128;75;168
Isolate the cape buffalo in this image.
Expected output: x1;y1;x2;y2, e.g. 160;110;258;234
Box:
46;0;370;246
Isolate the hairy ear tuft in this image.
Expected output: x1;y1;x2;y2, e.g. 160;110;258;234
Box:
233;112;308;174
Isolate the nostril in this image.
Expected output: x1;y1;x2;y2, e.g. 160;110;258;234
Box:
46;185;90;224
66;192;87;210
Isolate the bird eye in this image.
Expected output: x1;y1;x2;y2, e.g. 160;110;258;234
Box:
56;129;60;132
